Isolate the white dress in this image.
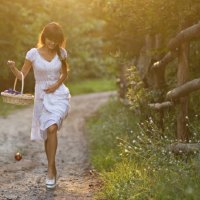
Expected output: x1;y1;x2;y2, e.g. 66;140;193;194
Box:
26;47;71;141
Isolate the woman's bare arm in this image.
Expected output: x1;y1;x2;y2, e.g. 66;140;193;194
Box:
7;59;32;80
56;61;69;86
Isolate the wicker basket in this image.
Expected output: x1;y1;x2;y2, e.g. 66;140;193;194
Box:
1;72;34;105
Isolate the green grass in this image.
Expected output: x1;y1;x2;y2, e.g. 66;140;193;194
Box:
86;99;200;200
67;78;116;95
86;100;139;171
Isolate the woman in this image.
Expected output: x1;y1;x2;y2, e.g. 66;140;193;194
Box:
7;22;71;189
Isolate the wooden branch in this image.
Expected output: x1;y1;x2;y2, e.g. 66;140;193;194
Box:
168;21;200;51
151;51;177;70
166;78;200;100
167;143;200;154
148;101;174;110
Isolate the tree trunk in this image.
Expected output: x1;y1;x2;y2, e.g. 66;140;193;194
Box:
118;63;127;99
137;34;166;131
177;42;189;141
136;34;153;82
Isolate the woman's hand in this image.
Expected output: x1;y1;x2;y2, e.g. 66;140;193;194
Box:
7;60;16;69
44;83;59;93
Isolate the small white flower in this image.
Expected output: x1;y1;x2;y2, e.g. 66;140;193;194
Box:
150;119;153;124
148;139;152;143
125;149;129;153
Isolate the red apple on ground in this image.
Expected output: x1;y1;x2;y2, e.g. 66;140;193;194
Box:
15;152;22;161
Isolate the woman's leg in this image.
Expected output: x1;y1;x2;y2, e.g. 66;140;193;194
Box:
44;124;58;179
44;140;49;168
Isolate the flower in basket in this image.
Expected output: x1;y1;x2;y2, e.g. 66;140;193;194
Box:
4;88;21;95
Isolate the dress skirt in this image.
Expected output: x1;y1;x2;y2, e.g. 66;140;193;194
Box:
31;81;70;141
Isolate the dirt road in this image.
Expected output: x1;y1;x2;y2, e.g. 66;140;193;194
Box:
0;91;116;200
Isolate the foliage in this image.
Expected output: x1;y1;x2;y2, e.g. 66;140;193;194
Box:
94;0;200;58
87;99;200;200
126;66;150;110
0;1;49;87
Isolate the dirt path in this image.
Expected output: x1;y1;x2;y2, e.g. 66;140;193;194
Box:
0;91;116;200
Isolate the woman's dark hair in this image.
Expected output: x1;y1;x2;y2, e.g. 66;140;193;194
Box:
37;22;68;70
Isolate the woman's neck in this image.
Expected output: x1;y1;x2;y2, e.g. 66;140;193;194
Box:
43;45;56;54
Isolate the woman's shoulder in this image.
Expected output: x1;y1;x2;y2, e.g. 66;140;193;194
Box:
27;47;37;53
26;47;38;55
26;48;38;61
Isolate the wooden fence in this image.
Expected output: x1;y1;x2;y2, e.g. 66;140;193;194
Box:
120;21;200;142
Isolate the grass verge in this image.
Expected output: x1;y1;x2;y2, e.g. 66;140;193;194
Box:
86;99;200;200
67;78;116;96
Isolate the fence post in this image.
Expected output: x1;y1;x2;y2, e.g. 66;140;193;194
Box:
177;42;189;141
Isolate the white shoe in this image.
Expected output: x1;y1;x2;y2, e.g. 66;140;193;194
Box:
46;177;56;189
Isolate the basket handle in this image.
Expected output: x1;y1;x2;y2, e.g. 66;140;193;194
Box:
13;71;24;94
